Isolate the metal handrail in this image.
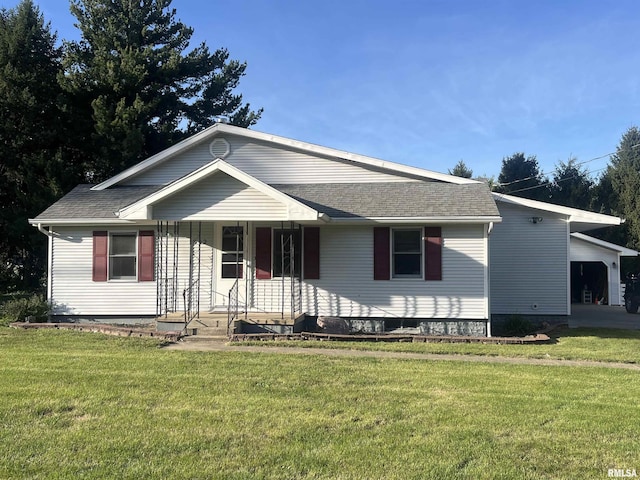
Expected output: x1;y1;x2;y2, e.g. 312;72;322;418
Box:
227;279;239;335
182;278;200;332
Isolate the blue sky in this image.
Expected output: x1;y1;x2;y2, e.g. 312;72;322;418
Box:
8;0;640;179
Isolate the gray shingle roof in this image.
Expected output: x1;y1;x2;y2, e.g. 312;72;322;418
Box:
33;181;498;222
273;182;499;218
33;185;161;220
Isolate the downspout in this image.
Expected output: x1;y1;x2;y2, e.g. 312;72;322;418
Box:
33;223;53;320
485;223;491;337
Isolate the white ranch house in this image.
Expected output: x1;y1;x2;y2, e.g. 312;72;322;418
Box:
31;124;628;336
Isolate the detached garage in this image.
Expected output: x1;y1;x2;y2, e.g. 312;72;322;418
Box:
570;233;638;306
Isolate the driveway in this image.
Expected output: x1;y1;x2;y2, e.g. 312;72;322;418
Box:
569;303;640;330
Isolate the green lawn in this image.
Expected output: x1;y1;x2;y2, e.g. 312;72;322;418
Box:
1;328;639;479
235;327;640;364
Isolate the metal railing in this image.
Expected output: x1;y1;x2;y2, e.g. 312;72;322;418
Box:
182;278;200;331
227;279;239;335
157;277;176;316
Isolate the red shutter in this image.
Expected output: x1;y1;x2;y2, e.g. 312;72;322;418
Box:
425;227;442;281
92;231;108;282
255;227;272;279
373;227;390;280
303;227;320;279
138;231;155;281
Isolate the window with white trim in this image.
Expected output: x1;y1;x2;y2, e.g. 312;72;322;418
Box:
109;233;137;280
392;229;422;278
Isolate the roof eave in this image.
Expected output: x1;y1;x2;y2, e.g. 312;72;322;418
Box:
570;232;639;256
29;218;140;226
493;193;622;226
328;216;502;224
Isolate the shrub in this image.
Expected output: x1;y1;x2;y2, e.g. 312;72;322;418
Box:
0;294;49;325
502;314;535;337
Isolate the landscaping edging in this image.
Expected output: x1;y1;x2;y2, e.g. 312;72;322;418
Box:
229;331;551;344
9;322;181;342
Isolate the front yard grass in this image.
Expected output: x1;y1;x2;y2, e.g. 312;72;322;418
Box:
1;327;639;479
233;326;640;364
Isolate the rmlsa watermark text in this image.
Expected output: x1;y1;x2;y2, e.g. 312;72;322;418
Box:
609;469;638;478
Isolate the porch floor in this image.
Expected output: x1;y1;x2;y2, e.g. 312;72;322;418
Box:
159;311;303;325
156;311;305;336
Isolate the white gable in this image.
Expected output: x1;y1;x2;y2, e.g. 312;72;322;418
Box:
121;133;423;186
152;171;291;221
117;160;321;222
90;123;478;190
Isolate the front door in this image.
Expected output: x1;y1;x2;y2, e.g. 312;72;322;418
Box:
213;224;247;310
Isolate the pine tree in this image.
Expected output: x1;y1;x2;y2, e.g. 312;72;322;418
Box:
62;0;262;181
495;152;549;201
0;0;76;290
448;160;473;179
608;126;640;249
548;157;593;209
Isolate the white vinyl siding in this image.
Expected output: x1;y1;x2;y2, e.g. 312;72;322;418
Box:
490;203;569;315
122;135;421;186
251;224;488;319
50;224;216;317
50;226;156;316
152;172;288;221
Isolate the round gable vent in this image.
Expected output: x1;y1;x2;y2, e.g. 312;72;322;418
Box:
209;137;231;159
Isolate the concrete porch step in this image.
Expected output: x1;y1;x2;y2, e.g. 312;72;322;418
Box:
181;334;228;343
188;326;229;336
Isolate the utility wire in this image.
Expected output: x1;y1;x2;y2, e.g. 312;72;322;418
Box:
503;165;609;195
495;144;639;188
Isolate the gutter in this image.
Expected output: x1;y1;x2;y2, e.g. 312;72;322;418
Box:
35;223;53;237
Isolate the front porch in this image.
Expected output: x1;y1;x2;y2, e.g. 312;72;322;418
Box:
153;219;311;335
156;310;308;336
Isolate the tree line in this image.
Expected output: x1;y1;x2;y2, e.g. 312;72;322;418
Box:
449;126;640;272
1;0;261;291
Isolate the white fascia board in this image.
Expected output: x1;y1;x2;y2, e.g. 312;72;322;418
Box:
94;123;478;190
29;218;142;226
329;216;502;225
493;193;621;226
571;232;639;256
117;158;321;221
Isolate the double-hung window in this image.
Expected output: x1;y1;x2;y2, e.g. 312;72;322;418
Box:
93;230;154;282
221;226;244;279
109;233;137;280
392;229;422;278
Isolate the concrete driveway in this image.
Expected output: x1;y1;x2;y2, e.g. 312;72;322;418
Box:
569;303;640;330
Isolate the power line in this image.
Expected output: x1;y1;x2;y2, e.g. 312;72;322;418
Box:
495;145;640;188
503;165;609;195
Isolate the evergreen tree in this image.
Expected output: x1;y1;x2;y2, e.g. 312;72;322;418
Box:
61;0;262;181
495;152;549;201
0;0;76;291
608;126;640;249
548;157;593;209
448;159;473;178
